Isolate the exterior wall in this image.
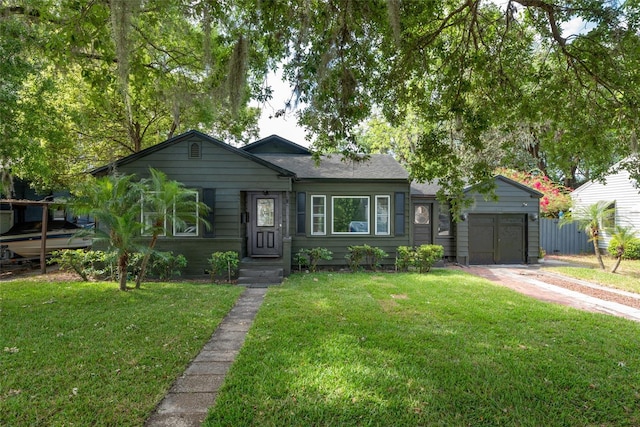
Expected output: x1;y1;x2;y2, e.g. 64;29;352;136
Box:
290;180;411;269
572;169;640;249
457;178;541;264
116;135;292;275
409;197;456;259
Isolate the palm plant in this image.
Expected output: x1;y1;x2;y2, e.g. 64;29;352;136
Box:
135;168;210;288
70;173;143;291
609;226;639;273
560;200;615;270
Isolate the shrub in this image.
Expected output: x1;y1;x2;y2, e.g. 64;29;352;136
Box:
49;249;105;281
49;250;180;283
296;247;333;272
395;246;415;272
609;239;640;260
148;251;188;280
209;251;240;282
392;245;444;273
414;245;444;273
366;245;388;271
346;245;388;272
293;251;310;272
539;247;546;259
345;245;367;272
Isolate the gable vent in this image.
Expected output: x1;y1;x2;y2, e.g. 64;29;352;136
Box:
189;142;201;159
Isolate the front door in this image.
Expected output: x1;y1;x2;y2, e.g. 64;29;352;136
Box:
412;202;433;246
249;192;281;257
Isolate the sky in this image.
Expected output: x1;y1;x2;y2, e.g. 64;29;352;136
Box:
255;72;309;145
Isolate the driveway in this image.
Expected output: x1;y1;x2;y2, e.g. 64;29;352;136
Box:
463;264;640;322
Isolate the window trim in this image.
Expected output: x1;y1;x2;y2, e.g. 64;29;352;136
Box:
173;190;199;237
375;195;391;235
141;191;167;237
311;195;326;235
331;196;370;235
437;206;453;238
141;190;200;237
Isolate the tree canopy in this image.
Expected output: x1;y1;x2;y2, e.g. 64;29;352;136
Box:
2;0;639;199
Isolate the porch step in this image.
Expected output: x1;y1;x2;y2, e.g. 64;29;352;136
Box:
237;258;285;286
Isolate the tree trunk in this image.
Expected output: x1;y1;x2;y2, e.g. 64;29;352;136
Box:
611;247;624;273
611;256;622;273
593;237;605;270
135;233;158;289
118;253;129;291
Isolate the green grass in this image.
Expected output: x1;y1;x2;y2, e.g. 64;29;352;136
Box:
544;254;640;293
0;279;243;426
205;271;640;427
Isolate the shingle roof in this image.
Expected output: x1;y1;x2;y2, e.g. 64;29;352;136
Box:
242;135;311;155
411;181;442;196
255;154;409;180
90;130;294;177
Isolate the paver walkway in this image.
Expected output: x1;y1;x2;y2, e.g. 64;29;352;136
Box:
145;287;267;427
467;265;640;322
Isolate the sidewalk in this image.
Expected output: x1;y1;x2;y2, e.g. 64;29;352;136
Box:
145;287;267;427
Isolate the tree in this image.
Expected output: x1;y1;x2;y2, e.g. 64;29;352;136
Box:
4;0;640;200
135;168;209;288
496;169;572;218
252;0;640;202
1;0;266;190
70;173;144;291
608;226;639;274
560;201;615;270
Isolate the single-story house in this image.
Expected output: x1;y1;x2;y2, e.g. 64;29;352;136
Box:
571;164;640;249
91;130;542;276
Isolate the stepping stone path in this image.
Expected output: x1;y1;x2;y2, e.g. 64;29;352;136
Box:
145;287;267;427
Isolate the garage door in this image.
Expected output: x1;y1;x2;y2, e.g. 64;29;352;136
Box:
469;214;525;264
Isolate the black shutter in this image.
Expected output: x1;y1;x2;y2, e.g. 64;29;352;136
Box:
395;192;405;236
297;192;306;234
203;188;215;237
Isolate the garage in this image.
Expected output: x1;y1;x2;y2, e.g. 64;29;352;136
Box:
468;214;526;264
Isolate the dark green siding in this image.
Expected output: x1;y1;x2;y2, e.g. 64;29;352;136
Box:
290;181;411;269
116;136;292;275
457;179;540;264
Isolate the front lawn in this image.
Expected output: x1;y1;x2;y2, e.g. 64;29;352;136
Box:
0;279;243;426
206;271;640;426
544;254;640;293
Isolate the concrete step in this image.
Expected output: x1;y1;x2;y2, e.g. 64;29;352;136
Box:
237;267;283;286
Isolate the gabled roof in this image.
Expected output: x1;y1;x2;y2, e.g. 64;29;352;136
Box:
91;130;295;177
242;135;311;155
411;175;543;198
254;154;409;180
465;175;543;198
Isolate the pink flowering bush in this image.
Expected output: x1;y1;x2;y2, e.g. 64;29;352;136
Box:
496;168;573;218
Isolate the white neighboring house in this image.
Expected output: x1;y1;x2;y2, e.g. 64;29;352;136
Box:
571;165;640;250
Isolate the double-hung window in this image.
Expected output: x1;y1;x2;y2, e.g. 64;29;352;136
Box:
311;195;326;235
174;191;199;236
141;192;166;237
141;190;199;237
375;195;390;235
